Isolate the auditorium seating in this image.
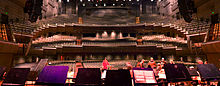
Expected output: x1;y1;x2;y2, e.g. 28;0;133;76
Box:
32;35;77;44
9;13;210;36
82;41;137;46
145;15;210;35
142;34;187;49
10;22;38;35
142;35;187;44
37;14;77;26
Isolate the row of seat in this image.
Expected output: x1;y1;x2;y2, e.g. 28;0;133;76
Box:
82;41;137;46
142;34;187;44
9;14;210;36
32;35;77;44
33;42;76;48
145;15;210;35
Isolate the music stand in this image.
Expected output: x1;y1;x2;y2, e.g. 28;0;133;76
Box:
36;66;69;85
187;67;200;85
164;64;191;82
2;68;30;86
197;64;220;81
75;68;101;86
105;70;132;86
0;66;6;79
132;68;157;86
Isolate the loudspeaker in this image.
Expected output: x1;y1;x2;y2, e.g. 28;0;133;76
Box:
3;68;30;85
164;64;191;82
211;14;219;24
178;0;193;23
105;70;132;86
24;0;34;13
1;14;8;24
75;68;101;86
25;0;43;22
197;64;220;81
36;66;69;85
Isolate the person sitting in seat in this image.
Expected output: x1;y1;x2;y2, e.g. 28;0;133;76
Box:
160;58;166;67
197;60;203;64
136;59;145;68
169;60;175;64
148;57;156;69
126;62;133;70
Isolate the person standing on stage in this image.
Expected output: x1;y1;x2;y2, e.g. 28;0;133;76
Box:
102;57;110;70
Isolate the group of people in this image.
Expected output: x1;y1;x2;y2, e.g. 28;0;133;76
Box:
135;58;168;76
101;57;168;71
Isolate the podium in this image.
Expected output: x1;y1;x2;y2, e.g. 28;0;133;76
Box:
105;70;132;86
36;66;69;85
2;68;30;86
132;68;157;85
164;64;191;82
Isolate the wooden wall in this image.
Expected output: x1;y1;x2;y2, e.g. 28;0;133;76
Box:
202;41;220;68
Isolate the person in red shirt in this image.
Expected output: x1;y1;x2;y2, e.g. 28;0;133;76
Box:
102;58;110;70
197;60;203;64
148;58;156;69
136;59;145;68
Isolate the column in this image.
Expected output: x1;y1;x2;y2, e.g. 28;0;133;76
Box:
76;34;82;45
137;33;143;45
78;3;83;24
142;1;146;14
135;3;140;24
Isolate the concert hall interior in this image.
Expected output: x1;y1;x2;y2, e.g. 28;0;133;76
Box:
0;0;220;86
